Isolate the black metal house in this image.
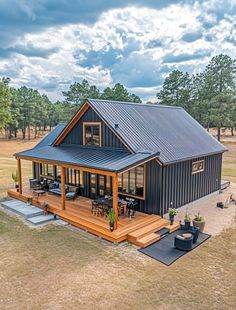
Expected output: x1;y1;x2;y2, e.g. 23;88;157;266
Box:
16;99;226;216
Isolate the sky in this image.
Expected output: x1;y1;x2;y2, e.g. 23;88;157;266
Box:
0;0;235;102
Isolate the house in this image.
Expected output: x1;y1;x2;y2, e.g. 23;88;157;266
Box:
9;99;226;245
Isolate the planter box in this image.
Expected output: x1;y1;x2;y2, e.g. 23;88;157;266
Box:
193;219;205;232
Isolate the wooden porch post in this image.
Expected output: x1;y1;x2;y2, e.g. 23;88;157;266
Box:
61;166;65;210
112;173;118;229
17;158;22;194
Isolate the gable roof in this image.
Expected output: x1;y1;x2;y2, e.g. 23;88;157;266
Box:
85;99;226;164
35;124;66;148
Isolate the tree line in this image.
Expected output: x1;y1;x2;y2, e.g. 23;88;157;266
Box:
0;80;141;140
0;54;235;141
157;54;236;141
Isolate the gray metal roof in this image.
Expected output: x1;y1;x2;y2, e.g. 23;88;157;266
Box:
15;145;157;173
87;99;226;164
35;124;66;148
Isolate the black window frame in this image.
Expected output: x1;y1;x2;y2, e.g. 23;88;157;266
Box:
118;165;145;199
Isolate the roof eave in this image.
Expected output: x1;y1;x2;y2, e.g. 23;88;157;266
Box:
162;150;226;166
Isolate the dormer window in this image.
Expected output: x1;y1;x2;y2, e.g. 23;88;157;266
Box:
83;122;101;146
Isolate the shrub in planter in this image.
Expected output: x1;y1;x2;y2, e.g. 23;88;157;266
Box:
12;171;19;189
193;212;205;232
107;208;116;231
27;197;33;205
169;208;177;225
184;211;191;230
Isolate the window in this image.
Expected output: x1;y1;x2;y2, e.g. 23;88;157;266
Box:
192;160;204;174
105;176;112;195
118;165;145;198
56;166;61;179
40;164;54;178
83;123;101;146
65;168;83;186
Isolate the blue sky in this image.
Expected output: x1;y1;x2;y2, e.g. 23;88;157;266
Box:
0;0;235;102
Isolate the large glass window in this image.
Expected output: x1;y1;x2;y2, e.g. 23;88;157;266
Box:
83;123;101;146
65;168;83;186
40;164;54;178
118;165;144;198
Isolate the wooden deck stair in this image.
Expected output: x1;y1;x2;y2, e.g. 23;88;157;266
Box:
8;189;180;245
127;219;180;248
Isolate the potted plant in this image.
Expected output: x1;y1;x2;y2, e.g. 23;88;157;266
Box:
169;208;177;225
193;212;205;232
107;208;116;231
184;210;191;230
12;171;19;191
27;197;33;205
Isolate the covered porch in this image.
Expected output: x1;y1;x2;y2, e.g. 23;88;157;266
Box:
8;187;163;243
9;146;165;243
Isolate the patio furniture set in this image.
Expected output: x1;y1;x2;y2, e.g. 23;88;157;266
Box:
91;196;137;219
29;178;139;220
174;224;200;251
30;178;80;201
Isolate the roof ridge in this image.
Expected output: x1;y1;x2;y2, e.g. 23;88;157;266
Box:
87;98;182;109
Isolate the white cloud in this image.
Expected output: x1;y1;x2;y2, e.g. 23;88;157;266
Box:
0;1;235;101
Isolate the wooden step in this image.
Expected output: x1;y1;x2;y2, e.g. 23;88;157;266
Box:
165;222;180;232
113;215;160;236
127;218;169;242
133;233;161;248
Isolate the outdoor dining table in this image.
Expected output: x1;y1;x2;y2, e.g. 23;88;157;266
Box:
94;197;125;215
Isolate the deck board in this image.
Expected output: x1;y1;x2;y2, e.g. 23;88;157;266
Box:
8;188;164;243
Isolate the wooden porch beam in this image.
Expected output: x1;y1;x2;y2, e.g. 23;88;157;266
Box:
17;158;22;194
112;173;119;230
61;166;66;210
15;156;116;177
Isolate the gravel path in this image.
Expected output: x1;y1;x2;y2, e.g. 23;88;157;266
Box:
164;183;236;236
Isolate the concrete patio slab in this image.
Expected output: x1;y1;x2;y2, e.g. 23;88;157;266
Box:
27;214;55;225
56;219;69;226
1;199;43;218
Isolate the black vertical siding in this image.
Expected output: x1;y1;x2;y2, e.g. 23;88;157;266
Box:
61;107;126;150
160;153;222;215
136;159;160;214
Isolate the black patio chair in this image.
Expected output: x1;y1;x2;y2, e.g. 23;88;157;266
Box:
174;234;193;251
66;187;80;200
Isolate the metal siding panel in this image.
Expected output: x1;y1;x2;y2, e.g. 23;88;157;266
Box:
61;107;126;150
161;153;222;214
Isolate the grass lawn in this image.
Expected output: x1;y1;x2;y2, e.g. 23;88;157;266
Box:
0;134;235;309
0;139;39;198
222;143;236;183
0;211;235;310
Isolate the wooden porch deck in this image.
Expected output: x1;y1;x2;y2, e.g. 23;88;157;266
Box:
8;188;179;245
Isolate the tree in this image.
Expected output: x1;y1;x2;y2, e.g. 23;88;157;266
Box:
0;78;11;130
202;54;236;140
100;83;141;102
157;70;192;112
62;79;100;107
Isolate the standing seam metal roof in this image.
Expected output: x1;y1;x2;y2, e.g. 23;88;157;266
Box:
15;145;157;172
87;99;226;164
34;124;66;148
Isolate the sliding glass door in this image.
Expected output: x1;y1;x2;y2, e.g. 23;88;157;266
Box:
89;174;112;199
